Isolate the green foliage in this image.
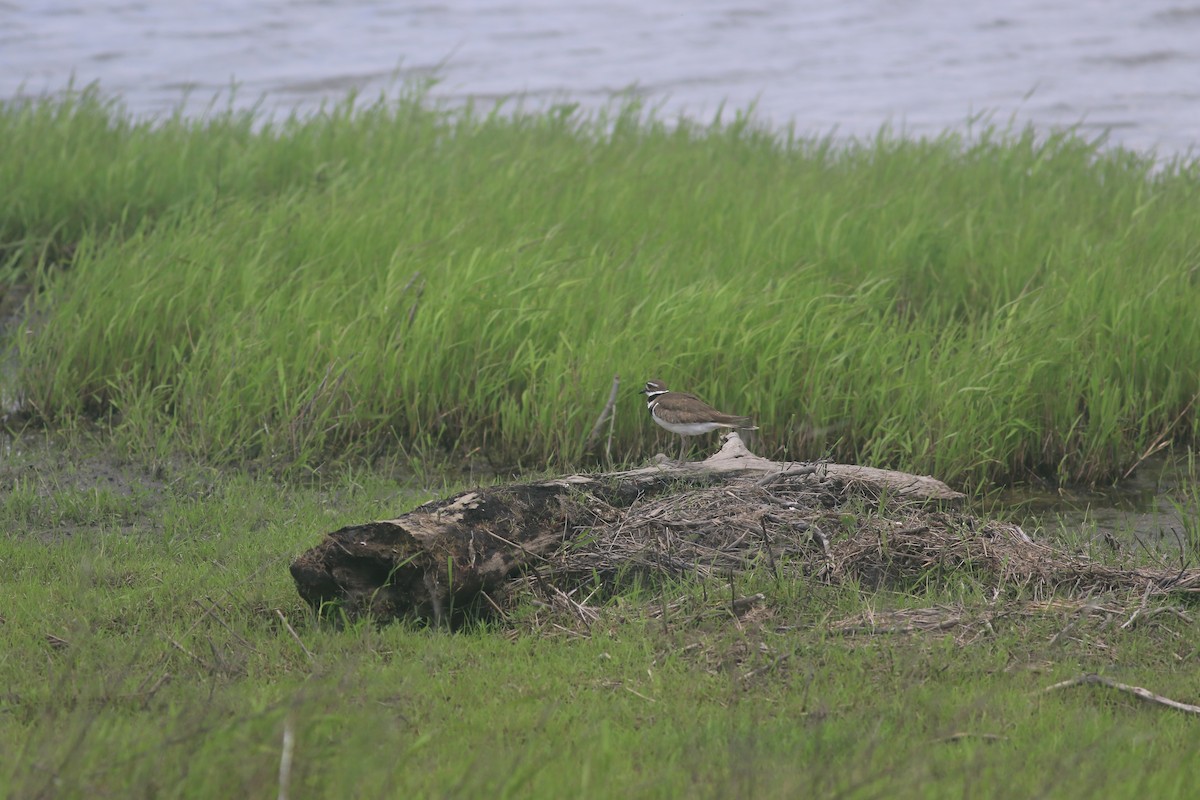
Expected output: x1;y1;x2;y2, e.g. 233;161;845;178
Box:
4;86;1200;483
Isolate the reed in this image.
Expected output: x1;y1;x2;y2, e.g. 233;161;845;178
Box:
5;86;1200;485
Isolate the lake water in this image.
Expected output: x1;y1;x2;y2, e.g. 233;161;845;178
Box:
4;0;1200;155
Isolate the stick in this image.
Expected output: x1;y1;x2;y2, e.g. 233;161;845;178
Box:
479;590;509;621
732;593;766;614
759;518;779;580
1042;673;1200;715
278;715;296;800
934;732;1006;744
743;654;789;680
605;392;617;465
45;633;71;650
1122;389;1200;480
199;596;261;653
584;374;621;454
623;685;656;703
403;271;425;329
167;636;207;668
1120;583;1154;630
275;610;315;663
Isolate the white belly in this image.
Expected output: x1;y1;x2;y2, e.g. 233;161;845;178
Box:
651;408;733;435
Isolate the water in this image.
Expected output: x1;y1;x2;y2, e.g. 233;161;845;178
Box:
4;1;1200;155
999;454;1199;555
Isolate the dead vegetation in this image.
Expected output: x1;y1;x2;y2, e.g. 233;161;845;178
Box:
505;466;1200;636
291;431;1199;654
495;468;1200;715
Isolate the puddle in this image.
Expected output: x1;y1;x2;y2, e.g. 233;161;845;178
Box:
993;452;1199;554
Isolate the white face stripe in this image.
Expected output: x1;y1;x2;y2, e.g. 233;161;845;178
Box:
643;379;669;398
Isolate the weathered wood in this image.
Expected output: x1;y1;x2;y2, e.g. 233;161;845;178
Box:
289;433;962;623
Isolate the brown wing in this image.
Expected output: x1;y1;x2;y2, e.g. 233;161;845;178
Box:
666;391;755;427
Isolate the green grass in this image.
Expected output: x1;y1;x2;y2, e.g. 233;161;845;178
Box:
2;434;1199;799
5;87;1200;796
5;85;1200;487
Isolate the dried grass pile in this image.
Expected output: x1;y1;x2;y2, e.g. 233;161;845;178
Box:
512;469;1200;616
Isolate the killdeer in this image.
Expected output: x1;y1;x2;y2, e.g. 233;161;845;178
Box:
639;379;757;462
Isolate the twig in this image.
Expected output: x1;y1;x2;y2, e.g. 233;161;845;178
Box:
45;633;71;650
811;526;831;558
199;596;261;653
292;361;338;431
129;670;172;705
756;464;819;487
1120;583;1154;630
403;271;425;328
400;270;422;294
934;732;1007;744
167;636;209;668
584;374;621;455
479;590;509;621
549;622;589;639
743;654;790;680
1122;389;1199;480
605;403;617;466
835;617;965;636
728;570;737;617
1042;673;1200;715
478;526;554;563
731;593;766;615
1047;616;1080;647
549;585;599;624
623;685;656;703
759;517;779;580
278;714;296;800
275;610;315;663
1142;606;1193;624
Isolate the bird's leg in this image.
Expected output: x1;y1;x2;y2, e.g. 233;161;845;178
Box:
678;435;689;463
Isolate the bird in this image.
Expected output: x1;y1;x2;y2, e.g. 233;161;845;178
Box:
639;379;757;462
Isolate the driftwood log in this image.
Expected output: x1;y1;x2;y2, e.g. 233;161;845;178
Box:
289;433;962;624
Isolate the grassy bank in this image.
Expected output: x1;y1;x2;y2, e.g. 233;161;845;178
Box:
4;87;1200;486
2;434;1199;799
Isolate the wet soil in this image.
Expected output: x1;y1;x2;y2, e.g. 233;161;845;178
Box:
3;422;1197;554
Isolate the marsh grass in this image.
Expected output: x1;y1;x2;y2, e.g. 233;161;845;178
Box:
2;437;1199;798
5;88;1200;795
4;86;1200;485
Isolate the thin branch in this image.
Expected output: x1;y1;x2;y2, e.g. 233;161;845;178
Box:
934;732;1007;744
479;590;509;621
623;685;656;703
585;373;621;455
275;610;315;663
732;593;766;615
1122;389;1200;480
1042;673;1200;715
743;654;790;680
167;636;209;669
1119;583;1154;630
278;714;296;800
